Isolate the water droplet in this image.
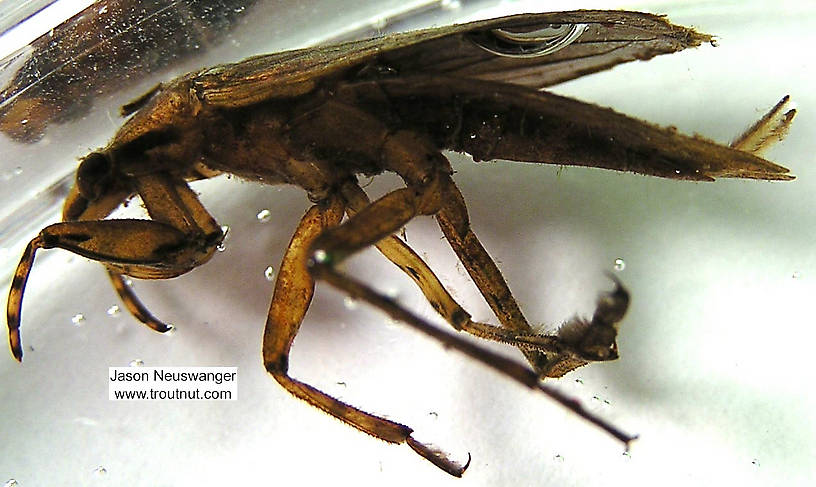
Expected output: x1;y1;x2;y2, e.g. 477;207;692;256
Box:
4;480;18;487
71;313;85;326
343;296;359;310
264;266;276;281
20;119;28;125
106;305;120;317
256;209;271;222
469;133;477;139
792;271;802;279
93;466;107;476
674;169;681;174
129;359;144;367
613;258;626;271
440;0;461;10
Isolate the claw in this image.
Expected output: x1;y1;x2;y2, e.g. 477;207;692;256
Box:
407;435;471;477
595;272;630;328
557;274;630;362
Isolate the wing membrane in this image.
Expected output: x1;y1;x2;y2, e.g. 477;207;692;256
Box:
194;10;711;107
380;11;712;88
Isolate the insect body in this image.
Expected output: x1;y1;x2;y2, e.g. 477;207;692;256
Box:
5;11;795;476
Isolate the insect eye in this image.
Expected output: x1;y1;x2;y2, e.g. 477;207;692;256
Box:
76;152;113;199
468;23;587;58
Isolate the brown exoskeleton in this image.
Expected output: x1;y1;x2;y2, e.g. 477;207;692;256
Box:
5;11;795;476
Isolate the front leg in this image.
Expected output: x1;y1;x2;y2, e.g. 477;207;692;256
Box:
7;172;223;361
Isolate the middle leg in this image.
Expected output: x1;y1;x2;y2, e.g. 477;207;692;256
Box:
262;194;472;476
436;180;628;378
341;180;626;368
308;175;635;450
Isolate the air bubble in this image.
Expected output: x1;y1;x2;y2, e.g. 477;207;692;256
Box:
343;296;359;310
256;209;271;222
792;271;802;279
93;466;107;476
751;458;760;467
264;266;276;281
613;258;626;271
129;359;144;367
2;167;23;181
217;225;230;251
369;16;387;30
106;305;121;317
313;249;329;263
71;313;85;326
4;480;18;487
440;0;461;10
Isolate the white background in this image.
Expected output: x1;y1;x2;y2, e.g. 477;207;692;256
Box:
1;1;814;485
